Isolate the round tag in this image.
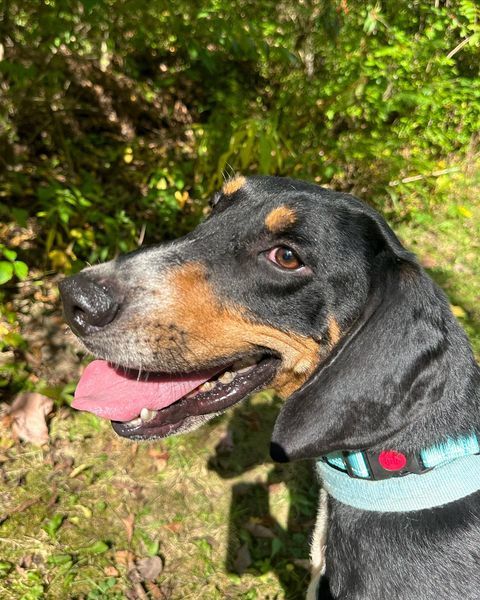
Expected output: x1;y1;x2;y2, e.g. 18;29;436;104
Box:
378;450;407;471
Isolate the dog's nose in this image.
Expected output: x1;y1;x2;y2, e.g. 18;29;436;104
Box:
59;274;120;336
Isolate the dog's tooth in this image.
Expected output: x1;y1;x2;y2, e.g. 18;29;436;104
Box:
200;381;215;392
140;408;157;422
127;417;142;427
219;371;234;384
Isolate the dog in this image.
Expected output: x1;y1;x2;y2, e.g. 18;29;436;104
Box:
59;176;480;599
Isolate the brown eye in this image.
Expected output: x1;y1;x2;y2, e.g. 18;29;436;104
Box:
267;246;303;270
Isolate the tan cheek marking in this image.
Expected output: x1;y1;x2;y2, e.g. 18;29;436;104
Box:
265;206;297;233
327;316;341;347
143;263;327;398
222;176;246;196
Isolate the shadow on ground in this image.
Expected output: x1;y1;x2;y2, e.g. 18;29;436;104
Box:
208;395;333;599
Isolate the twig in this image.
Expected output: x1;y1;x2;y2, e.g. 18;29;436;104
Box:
137;223;146;246
389;167;460;187
0;497;41;525
446;35;473;60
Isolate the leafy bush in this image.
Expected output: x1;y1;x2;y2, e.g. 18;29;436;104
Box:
0;244;28;285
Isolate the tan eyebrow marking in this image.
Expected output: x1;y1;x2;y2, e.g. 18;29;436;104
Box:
222;176;246;196
265;205;297;233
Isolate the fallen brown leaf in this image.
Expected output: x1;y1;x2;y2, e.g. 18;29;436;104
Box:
233;543;252;574
126;583;149;600
147;448;169;471
115;550;136;568
421;255;438;269
244;521;275;539
136;556;163;580
145;581;165;600
122;513;135;543
163;521;182;533
147;448;169;461
9;392;53;444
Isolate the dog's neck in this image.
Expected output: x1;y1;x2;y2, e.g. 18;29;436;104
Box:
313;266;480;513
270;259;480;464
317;434;480;512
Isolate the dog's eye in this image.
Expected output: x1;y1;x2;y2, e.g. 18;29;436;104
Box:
267;246;303;270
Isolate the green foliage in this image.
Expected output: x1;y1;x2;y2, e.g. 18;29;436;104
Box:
85;578;121;600
42;513;65;538
0;245;28;285
2;1;478;266
79;540;110;555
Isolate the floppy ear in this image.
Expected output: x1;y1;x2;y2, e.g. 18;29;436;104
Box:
270;206;469;462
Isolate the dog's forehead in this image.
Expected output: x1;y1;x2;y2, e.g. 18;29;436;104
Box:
211;175;332;229
220;174;323;204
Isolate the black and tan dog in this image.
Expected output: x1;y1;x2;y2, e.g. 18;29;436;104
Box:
60;176;480;600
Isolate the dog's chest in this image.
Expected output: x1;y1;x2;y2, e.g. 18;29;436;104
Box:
322;496;480;600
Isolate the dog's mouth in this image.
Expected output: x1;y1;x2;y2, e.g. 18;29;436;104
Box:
72;354;280;440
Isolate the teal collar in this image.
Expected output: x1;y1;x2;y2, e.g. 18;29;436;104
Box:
317;434;480;512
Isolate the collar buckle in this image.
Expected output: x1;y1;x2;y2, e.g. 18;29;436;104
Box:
363;450;432;481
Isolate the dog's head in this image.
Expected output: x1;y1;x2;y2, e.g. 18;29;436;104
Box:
60;176;475;458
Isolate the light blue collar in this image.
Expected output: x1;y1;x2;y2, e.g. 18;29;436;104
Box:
317;434;480;512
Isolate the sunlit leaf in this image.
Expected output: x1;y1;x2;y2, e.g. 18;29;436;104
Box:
0;261;13;285
13;261;28;280
451;304;467;318
2;248;17;261
457;205;472;218
80;540;109;554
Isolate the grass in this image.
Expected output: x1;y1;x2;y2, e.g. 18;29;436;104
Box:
0;394;316;599
395;169;480;357
0;172;479;600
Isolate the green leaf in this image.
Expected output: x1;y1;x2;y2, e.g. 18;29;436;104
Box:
47;554;73;566
80;540;109;554
42;514;65;538
13;261;29;280
0;561;13;576
2;248;17;261
271;537;283;557
0;261;14;285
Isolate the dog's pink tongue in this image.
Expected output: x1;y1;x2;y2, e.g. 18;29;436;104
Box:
72;360;217;422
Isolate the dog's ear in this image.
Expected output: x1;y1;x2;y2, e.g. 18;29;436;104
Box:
354;204;413;263
270;206;466;462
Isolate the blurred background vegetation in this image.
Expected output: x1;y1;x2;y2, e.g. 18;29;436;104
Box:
0;1;479;598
